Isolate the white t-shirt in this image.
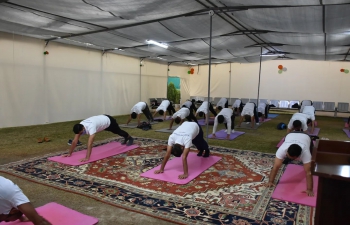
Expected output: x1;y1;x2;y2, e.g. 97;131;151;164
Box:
0;176;30;214
216;98;227;108
287;113;310;131
233;99;241;108
80;115;111;135
196;101;209;114
258;103;266;114
213;108;233;134
302;106;315;121
156;100;170;112
276;132;312;164
241;102;255;117
168;122;199;148
131;102;146;114
172;107;190;119
182;101;192;108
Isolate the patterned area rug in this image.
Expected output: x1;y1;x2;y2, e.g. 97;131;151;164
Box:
0;137;314;225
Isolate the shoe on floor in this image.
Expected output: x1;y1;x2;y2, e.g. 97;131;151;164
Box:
126;137;134;146
44;137;51;142
121;137;128;145
67;139;82;146
203;150;210;157
37;138;43;143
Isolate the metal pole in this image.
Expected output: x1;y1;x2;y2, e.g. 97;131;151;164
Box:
257;47;262;105
140;58;143;101
206;10;214;142
167;63;170;99
229;63;232;99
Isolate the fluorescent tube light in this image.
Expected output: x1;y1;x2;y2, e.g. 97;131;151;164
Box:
146;40;168;49
260;54;284;57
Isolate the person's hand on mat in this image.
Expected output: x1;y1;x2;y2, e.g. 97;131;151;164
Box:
302;190;314;197
178;173;188;179
62;153;72;157
154;169;164;174
265;182;275;188
79;157;90;162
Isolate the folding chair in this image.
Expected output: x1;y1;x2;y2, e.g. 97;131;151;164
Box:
324;102;335;112
279;100;290;109
313;101;323;111
249;99;258;104
269;100;280;108
337;102;349;113
289;100;300;109
241;98;250;104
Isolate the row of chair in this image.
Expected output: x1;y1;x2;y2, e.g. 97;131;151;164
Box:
190;96;350;113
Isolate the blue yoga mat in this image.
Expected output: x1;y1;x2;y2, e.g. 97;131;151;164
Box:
268;114;279;118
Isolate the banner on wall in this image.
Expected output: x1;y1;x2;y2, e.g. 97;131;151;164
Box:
167;77;181;104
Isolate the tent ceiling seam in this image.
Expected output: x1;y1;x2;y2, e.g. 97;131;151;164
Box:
203;0;276;52
158;21;186;39
4;2;107;29
81;0;119;18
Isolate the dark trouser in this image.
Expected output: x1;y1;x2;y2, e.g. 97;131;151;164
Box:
142;103;153;122
244;104;259;123
104;115;129;139
224;114;235;130
192;123;209;153
347;117;350;124
265;105;270;119
183;103;197;114
186;109;198;123
258;105;270;119
253;104;259;123
182;106;198;123
209;103;217;116
224;100;228;108
191;102;197;113
167;102;176;115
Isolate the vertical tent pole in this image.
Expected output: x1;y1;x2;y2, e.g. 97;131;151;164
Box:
229;63;232;100
257;47;262;105
167;63;171;99
140;58;143;101
206;10;214;142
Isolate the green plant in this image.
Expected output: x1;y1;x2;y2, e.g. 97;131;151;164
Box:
167;82;180;104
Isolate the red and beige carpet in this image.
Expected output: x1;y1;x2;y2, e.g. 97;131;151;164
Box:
0;137;314;225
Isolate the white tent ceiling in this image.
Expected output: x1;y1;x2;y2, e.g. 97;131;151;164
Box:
1;0;350;65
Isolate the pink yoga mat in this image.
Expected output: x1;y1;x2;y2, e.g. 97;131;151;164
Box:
48;142;138;166
259;118;271;122
343;128;350;138
208;129;245;140
2;202;98;225
345;123;349;128
271;164;318;207
198;118;214;126
307;127;320;136
141;152;221;184
276;138;285;147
